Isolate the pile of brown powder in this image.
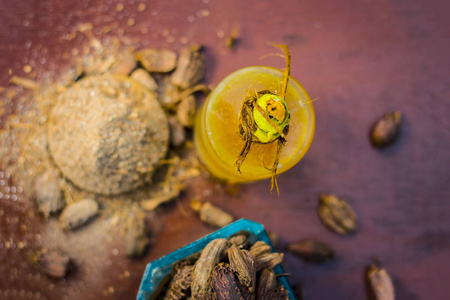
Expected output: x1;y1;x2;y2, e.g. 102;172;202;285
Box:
0;34;209;266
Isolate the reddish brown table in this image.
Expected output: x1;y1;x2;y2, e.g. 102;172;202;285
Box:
0;0;449;299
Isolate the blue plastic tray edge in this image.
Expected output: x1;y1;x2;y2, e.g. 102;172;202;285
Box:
137;218;297;300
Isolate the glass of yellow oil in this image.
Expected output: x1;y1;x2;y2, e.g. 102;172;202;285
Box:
194;66;315;183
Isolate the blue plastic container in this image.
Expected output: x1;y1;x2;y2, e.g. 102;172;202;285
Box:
137;218;297;300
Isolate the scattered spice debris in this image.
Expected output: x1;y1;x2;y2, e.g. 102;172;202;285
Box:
37;248;72;279
318;194;357;235
190;199;234;228
370;111;402;148
286;239;334;263
0;34;209;283
366;260;395;300
59;198;99;230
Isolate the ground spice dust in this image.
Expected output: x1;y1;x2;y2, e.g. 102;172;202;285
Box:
0;31;209;270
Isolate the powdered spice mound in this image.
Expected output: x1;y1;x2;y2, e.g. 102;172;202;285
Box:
47;75;169;195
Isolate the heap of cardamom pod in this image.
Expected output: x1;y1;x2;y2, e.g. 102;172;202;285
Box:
154;232;290;300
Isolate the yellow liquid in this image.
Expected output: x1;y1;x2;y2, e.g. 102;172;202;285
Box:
194;66;315;183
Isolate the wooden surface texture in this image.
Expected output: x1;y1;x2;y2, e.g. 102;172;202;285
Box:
0;0;449;299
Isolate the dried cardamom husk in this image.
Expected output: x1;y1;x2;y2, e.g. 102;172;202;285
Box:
173;252;201;269
228;245;256;292
318;194;357;235
59;199;99;230
130;68;158;91
60;64;83;86
82;52;115;75
370;111;402;148
109;49;136;75
140;183;182;211
191;200;234;228
274;283;290;300
154;74;180;107
124;209;151;258
34;172;65;218
366;263;395;300
286;239;334;263
249;241;272;258
171;45;205;89
168;116;186;147
191;238;228;299
255;252;284;272
256;269;277;300
176;95;196;127
135;48;177;72
228;232;251;249
235;250;256;300
164;265;194;300
38;249;71;278
210;263;244;300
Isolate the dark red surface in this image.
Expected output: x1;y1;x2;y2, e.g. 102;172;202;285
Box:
1;0;450;299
